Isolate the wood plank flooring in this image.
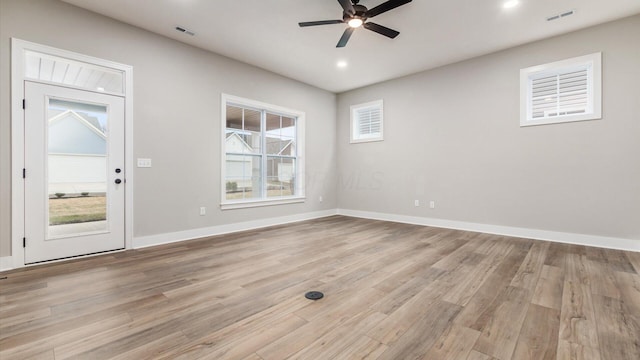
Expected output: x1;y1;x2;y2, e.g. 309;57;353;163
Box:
1;216;639;359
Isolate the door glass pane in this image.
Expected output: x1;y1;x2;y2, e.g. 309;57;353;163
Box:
47;98;108;238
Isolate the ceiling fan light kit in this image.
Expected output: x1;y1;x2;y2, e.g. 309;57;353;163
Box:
299;0;413;48
348;18;364;28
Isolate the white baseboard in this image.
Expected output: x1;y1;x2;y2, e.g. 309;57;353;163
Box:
0;256;13;272
133;209;338;249
337;208;640;252
3;207;636;272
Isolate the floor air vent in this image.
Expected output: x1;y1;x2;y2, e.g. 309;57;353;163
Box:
305;291;324;300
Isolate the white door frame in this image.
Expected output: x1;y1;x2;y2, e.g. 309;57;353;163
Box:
10;38;134;269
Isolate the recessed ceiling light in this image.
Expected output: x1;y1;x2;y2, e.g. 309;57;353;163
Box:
503;0;520;9
337;60;348;69
96;87;105;92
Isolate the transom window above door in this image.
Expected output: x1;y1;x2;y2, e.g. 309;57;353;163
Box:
24;50;125;95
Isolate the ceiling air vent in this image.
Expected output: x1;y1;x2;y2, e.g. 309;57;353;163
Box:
175;26;195;36
547;10;575;22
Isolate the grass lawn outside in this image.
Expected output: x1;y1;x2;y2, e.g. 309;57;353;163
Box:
49;195;106;225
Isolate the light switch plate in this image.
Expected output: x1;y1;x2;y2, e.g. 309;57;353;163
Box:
137;158;152;168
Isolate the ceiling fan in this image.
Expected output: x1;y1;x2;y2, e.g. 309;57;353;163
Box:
299;0;413;48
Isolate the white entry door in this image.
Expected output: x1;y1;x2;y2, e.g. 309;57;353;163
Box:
24;81;125;263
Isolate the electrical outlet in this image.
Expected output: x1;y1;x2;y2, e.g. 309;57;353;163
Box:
430;201;435;209
199;207;206;216
414;200;420;207
319;196;323;202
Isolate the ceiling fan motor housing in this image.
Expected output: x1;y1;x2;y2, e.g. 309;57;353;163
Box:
344;4;369;21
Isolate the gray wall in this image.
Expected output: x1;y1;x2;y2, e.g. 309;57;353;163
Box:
0;0;338;257
336;15;640;241
2;1;638;260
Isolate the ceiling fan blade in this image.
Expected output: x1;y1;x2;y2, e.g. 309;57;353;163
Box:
338;0;356;15
336;27;355;48
365;0;412;18
363;22;400;38
299;20;344;27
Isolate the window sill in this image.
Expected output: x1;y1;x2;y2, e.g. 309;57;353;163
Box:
220;196;306;210
520;113;602;127
350;137;384;144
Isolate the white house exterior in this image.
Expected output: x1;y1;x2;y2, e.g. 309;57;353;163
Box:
225;132;256;190
225;133;296;193
48;110;107;195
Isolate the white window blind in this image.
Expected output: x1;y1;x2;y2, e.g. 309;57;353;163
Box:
356;106;382;135
351;100;383;143
520;52;601;126
530;67;589;119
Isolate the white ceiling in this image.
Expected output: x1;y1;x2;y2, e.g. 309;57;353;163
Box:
61;0;640;93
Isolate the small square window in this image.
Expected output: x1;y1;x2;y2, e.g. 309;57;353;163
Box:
520;52;602;127
351;100;383;143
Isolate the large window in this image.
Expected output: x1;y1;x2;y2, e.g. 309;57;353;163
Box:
520;52;602;127
221;94;305;209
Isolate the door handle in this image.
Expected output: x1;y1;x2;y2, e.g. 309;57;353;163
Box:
115;179;122;184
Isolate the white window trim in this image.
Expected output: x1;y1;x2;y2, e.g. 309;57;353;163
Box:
10;38;134;269
350;99;384;143
520;52;602;127
220;94;305;210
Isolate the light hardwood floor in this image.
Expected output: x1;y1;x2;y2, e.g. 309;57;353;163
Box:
1;216;639;359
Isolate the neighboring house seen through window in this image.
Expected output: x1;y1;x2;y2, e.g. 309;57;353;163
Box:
221;94;305;209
